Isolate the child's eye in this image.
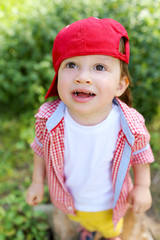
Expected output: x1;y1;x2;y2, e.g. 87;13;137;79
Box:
94;64;106;71
66;62;78;69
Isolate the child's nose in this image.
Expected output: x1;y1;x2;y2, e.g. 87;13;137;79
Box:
74;70;92;84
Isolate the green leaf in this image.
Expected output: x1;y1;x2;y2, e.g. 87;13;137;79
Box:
14;216;27;225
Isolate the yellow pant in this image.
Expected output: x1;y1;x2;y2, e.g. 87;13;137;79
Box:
68;209;123;238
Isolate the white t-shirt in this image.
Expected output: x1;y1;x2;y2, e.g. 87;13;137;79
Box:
64;104;121;212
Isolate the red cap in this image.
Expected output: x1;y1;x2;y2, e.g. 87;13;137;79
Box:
45;17;130;99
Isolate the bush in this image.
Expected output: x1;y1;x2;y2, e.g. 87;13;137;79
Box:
0;114;50;240
0;0;160;121
0;190;49;240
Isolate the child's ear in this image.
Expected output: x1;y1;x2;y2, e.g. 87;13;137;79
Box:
115;76;129;97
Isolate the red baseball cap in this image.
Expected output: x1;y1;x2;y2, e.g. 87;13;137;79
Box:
45;17;130;99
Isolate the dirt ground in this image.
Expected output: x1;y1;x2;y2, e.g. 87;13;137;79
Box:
148;171;160;222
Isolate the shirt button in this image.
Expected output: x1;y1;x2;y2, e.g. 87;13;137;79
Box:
68;206;73;211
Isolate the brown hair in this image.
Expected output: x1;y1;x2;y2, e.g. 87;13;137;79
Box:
119;37;133;107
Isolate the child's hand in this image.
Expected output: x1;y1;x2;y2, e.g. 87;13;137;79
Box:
127;185;152;213
26;182;44;206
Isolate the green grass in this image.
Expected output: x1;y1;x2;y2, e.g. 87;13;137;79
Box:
147;106;160;220
0;111;50;239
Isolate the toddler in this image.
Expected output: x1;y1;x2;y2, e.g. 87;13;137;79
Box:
26;17;154;240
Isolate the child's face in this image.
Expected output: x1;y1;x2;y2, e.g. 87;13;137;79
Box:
58;55;128;125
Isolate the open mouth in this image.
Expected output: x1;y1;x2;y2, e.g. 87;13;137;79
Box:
73;91;96;98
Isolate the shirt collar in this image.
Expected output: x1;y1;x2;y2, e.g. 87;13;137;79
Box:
113;98;135;146
46;98;135;146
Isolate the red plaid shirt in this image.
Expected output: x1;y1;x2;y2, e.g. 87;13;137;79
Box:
31;98;154;226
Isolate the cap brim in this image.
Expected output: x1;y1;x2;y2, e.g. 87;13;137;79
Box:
45;72;58;99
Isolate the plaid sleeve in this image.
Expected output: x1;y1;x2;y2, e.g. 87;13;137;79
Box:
30;118;46;157
132;124;155;165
